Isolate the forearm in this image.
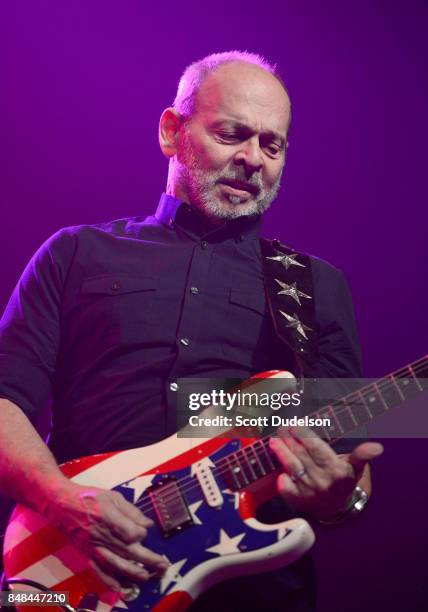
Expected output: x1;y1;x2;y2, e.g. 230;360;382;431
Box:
0;398;71;513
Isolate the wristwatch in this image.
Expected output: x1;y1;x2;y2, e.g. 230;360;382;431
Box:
318;486;369;525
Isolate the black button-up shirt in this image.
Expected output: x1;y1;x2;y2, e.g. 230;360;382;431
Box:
0;194;294;462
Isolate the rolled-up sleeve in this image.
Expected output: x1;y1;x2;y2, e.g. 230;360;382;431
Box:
0;229;74;419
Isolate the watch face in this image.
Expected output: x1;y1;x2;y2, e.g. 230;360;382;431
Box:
353;487;369;513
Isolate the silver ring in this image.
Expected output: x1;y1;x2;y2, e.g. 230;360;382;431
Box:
291;468;307;483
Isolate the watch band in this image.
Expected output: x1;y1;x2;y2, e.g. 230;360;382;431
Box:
317;486;369;525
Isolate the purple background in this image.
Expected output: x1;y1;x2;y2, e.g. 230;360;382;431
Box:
2;2;427;610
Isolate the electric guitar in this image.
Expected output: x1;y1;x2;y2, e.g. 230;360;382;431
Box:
3;357;427;612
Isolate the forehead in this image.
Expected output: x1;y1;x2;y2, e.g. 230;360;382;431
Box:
193;62;291;136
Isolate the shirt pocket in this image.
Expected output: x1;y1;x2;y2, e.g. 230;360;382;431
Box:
221;286;267;364
79;274;159;341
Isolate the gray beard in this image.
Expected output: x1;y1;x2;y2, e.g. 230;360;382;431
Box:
171;150;283;222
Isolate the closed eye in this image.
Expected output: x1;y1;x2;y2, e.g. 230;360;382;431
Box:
216;132;240;142
265;144;282;157
215;129;285;157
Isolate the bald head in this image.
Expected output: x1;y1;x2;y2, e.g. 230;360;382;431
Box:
173;50;291;127
159;51;291;222
192;61;291;132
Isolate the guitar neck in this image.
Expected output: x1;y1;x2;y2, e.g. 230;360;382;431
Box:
309;355;428;443
216;355;428;492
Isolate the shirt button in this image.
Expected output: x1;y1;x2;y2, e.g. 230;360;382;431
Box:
201;241;208;249
180;337;190;346
111;281;122;291
190;286;199;295
169;382;178;392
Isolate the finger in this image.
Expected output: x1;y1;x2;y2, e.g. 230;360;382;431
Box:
94;546;151;583
121;542;168;571
269;437;306;481
101;501;150;545
79;490;149;545
276;472;301;504
348;442;384;476
287;425;338;466
113;493;154;528
277;428;322;474
279;428;356;490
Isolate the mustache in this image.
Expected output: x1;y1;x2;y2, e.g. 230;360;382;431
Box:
216;172;262;195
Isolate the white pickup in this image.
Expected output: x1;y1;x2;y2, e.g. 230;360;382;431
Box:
191;457;223;507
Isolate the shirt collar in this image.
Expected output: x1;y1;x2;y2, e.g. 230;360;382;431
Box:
155;193;262;242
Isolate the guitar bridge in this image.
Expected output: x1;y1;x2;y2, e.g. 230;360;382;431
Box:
148;477;193;537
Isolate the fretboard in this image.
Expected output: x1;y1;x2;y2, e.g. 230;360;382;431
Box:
218;355;428;491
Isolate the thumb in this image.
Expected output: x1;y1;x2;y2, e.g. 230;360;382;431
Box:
348;442;384;476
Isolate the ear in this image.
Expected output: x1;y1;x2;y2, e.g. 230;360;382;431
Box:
159;108;184;158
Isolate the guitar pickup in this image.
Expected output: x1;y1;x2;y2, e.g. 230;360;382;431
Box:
148;477;193;537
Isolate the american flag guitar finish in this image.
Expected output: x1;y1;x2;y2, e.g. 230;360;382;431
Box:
3;358;428;612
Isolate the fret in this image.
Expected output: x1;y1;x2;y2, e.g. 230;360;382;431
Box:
373;383;390;411
241;446;258;482
263;440;277;471
248;443;267;478
342;392;373;427
254;440;276;472
376;377;406;408
358;388;385;418
394;366;424;399
225;455;242;490
408;365;423;392
314;407;333;441
234;450;253;485
331;400;358;435
329;405;344;434
267;440;280;470
308;410;330;440
390;375;405;401
313;405;344;440
407;360;428;391
225;454;251;490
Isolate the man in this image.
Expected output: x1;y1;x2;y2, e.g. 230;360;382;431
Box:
0;51;382;610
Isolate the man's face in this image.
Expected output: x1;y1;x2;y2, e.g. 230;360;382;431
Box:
173;62;291;221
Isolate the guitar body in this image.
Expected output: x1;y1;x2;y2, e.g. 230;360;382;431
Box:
3;433;315;611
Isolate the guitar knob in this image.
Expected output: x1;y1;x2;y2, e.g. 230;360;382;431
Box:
120;583;141;602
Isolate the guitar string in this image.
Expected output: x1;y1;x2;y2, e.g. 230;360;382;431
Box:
127;360;427;514
132;442;277;515
130;360;428;514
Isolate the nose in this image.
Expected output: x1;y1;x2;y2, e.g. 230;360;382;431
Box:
234;137;263;174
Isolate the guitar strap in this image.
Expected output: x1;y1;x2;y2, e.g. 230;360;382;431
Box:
260;238;319;376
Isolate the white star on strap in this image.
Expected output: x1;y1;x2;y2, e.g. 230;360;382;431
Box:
159;557;188;594
266;253;305;270
275;279;312;305
206;529;245;556
279;311;312;340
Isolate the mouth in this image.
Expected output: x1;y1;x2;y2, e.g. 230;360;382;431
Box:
218;180;259;204
219;179;259;196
